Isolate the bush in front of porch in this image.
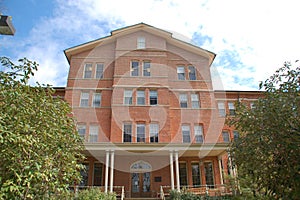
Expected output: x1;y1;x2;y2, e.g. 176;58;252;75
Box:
76;188;116;200
168;189;232;200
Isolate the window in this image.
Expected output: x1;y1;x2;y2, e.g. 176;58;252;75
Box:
143;61;151;76
177;66;185;80
149;90;158;105
233;130;239;140
92;93;101;107
95;63;104;79
124;90;133;105
218;102;225;117
179;94;188;108
80;92;89;107
89;126;98;142
137;123;145;142
84;63;92;78
179;162;188;186
194;125;204;143
150;123;159;143
191;94;200;108
204;162;215;188
93;163;102;186
79;163;89;186
191;163;201;186
123;123;132;142
222;131;230;142
137;90;145;105
250;102;256;109
77;125;86;140
137;37;145;49
228;102;235;116
182;125;191;143
131;61;139;76
188;66;196;80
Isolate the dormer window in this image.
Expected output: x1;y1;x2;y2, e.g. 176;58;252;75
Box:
137;37;145;49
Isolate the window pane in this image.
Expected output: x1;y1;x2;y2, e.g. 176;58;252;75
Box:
143;61;151;76
93;163;102;186
182;125;191;143
89;126;98;142
150;90;157;105
93;93;101;107
84;63;92;78
79;163;89;186
218;102;225;117
131;61;139;76
204;162;215;188
80;92;89;107
137;124;145;142
191;94;200;108
177;66;185;80
123;123;132;142
233;130;239;140
228;102;235;116
137;90;145;105
222;131;230;142
188;66;196;80
78;125;86;140
191;163;201;186
194;125;203;143
96;63;104;79
180;94;188;108
124;90;133;105
137;37;145;49
150;123;159;143
179;162;188;186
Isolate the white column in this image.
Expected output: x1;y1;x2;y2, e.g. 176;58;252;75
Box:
218;156;224;184
110;150;115;193
169;151;175;190
104;150;109;193
174;151;180;191
228;153;234;176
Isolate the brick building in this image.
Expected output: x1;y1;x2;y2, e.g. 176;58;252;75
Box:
61;23;262;198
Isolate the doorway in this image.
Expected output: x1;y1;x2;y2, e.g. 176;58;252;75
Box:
130;161;152;197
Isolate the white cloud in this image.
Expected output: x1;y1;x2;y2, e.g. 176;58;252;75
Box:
3;0;299;90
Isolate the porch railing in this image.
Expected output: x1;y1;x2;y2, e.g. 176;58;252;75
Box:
70;186;125;200
159;184;232;200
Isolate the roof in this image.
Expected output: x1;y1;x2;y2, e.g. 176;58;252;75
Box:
64;22;216;66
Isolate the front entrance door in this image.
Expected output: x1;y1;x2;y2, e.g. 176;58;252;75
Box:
131;172;151;197
130;160;152;197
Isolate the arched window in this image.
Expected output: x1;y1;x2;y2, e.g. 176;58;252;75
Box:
130;160;152;172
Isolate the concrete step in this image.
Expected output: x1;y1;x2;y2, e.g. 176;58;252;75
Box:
125;198;160;200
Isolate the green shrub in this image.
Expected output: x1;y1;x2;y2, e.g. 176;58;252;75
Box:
76;188;116;200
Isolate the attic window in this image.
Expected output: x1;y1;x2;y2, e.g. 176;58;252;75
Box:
137;37;145;49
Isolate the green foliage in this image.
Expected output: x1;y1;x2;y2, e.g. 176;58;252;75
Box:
168;189;232;200
76;188;116;200
229;61;300;199
0;57;85;199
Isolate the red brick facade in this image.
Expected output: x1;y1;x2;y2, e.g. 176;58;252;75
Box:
59;23;262;197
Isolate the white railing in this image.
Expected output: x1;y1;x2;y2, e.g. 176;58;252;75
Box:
71;185;125;200
160;184;232;199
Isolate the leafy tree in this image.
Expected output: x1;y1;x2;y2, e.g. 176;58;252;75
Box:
229;61;300;199
0;57;84;199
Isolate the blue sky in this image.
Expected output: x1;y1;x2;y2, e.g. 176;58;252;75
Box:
1;0;299;90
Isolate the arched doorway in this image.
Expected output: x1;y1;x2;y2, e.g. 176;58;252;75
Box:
130;160;152;197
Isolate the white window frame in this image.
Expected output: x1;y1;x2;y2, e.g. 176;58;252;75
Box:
137;90;145;105
92;92;101;107
89;125;98;142
218;102;226;117
149;90;158;105
222;130;230;142
150;123;159;143
124;90;133;105
123;123;132;143
177;66;185;80
180;94;188;108
77;124;86;141
131;61;139;76
143;61;151;76
188;66;196;80
95;63;104;79
80;92;89;107
194;125;204;143
137;37;145;49
84;63;92;78
136;123;146;143
191;94;200;108
182;125;191;143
